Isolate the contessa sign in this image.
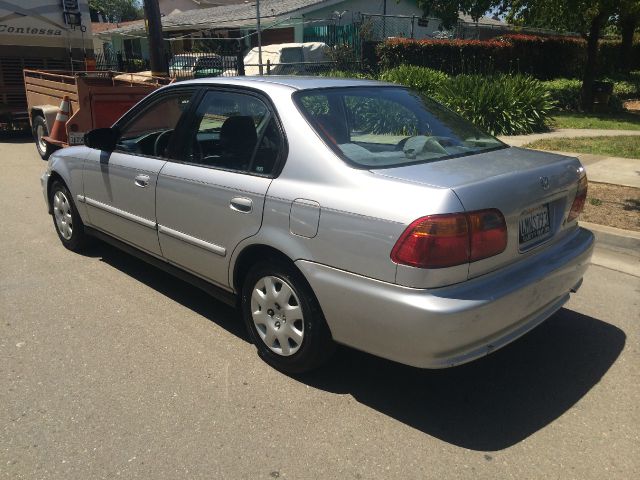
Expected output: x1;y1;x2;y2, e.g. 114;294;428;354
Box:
0;24;63;35
0;0;91;48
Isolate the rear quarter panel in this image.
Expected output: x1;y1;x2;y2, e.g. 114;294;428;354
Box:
229;85;465;287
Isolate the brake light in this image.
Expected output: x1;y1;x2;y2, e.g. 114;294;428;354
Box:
468;209;508;261
391;214;469;268
567;175;588;223
391;209;507;269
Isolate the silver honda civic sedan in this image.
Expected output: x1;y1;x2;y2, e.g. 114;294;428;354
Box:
41;77;594;373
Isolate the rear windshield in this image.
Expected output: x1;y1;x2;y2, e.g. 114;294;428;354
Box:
293;86;506;169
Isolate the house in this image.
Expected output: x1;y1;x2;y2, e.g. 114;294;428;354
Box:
94;0;505;60
158;0;247;16
95;0;434;58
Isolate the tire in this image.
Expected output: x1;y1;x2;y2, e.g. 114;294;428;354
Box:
241;260;335;374
32;115;55;160
49;180;87;252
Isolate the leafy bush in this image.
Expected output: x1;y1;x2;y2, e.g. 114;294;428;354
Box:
436;74;556;136
542;77;629;112
379;65;449;97
542;78;582;111
319;69;375;79
612;80;638;98
602;73;640;99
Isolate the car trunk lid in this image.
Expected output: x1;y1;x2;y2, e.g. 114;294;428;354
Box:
372;146;585;280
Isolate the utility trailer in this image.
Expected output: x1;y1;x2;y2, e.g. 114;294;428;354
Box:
24;69;173;159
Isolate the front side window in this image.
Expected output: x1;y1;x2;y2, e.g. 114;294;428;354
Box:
179;90;283;175
115;92;193;158
295;87;505;168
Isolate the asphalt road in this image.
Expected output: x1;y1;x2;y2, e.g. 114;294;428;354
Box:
1;136;639;480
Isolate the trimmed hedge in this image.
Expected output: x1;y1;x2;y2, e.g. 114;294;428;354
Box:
377;34;638;79
599;41;640;75
377;37;512;76
505;34;586;79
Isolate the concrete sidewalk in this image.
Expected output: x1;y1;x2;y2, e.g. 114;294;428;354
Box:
499;129;640;188
499;128;640;147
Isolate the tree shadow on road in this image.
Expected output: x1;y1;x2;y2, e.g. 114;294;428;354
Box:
297;309;625;451
81;241;625;452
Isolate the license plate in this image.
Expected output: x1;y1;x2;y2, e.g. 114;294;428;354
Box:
519;203;551;245
68;132;85;145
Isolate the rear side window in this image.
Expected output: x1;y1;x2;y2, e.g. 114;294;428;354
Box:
177;90;283;175
295;87;505;169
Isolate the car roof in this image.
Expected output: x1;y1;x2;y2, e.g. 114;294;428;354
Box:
173;76;395;91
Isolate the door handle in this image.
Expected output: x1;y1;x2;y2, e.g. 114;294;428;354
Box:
230;197;252;213
134;174;150;188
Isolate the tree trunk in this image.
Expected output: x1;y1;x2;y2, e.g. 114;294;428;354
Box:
581;13;606;112
619;15;638;74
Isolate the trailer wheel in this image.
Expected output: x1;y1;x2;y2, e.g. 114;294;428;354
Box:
32;115;55;160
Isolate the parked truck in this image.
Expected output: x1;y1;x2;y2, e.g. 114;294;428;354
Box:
24;69;173;158
0;0;93;130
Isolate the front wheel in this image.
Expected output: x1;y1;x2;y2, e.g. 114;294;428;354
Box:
50;180;87;252
241;261;335;373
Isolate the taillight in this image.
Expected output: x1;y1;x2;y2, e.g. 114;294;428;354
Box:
391;209;507;269
390;214;469;268
468;209;507;261
567;175;588;223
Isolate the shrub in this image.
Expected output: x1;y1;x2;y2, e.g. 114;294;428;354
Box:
501;34;586;79
612;80;638;98
379;65;449;97
542;78;583;111
599;40;640;75
437;74;556;136
542;77;629;112
376;34;585;79
318;69;376;79
377;38;512;75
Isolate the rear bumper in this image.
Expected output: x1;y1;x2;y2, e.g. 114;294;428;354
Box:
297;227;594;368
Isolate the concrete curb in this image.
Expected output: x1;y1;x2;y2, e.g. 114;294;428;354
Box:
580;221;640;254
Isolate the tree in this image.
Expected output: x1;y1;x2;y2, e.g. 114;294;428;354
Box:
502;1;622;111
89;0;143;23
618;0;640;73
417;1;626;111
415;1;498;29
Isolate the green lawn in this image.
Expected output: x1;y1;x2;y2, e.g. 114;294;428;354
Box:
552;112;640;130
524;135;640;159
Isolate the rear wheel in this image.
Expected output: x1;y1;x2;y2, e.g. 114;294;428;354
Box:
241;261;335;373
50;180;87;252
32;115;55;160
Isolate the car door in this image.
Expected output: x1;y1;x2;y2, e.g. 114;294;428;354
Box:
82;89;195;256
156;88;285;288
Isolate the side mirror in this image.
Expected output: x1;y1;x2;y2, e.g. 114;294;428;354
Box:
84;127;118;152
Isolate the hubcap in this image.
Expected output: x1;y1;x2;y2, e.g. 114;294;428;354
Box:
53;190;73;240
251;275;304;356
36;124;47;152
